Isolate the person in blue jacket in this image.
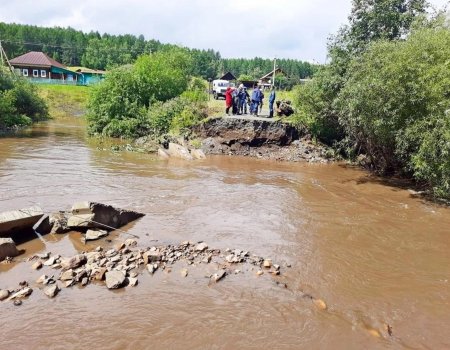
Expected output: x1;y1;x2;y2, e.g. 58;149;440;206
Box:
251;85;262;116
269;86;276;118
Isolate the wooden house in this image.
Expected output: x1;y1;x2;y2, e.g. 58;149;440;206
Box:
9;51;81;84
259;68;288;88
68;66;105;85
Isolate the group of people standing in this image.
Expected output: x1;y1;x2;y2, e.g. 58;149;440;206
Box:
225;85;276;118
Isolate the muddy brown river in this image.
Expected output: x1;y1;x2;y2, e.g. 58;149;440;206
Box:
1;119;449;350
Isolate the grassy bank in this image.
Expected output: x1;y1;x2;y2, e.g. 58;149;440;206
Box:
38;85;90;119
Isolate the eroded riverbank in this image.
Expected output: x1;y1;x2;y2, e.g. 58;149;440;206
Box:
1;119;449;350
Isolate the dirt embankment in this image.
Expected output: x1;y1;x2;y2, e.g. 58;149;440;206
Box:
193;117;334;163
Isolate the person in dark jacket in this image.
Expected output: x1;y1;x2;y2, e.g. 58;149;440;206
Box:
225;87;233;115
251;85;262;116
268;87;276;118
232;87;239;115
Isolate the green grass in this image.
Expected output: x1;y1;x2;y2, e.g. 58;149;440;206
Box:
38;85;90;119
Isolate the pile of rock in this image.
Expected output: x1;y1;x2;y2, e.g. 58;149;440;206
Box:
1;240;286;305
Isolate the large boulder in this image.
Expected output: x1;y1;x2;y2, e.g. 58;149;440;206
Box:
67;202;144;230
0;238;20;261
167;143;194;161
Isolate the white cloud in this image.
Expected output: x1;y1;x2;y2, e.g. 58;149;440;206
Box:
0;0;448;62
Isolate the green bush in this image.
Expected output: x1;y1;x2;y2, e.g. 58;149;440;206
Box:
87;48;193;137
337;24;450;196
0;69;48;129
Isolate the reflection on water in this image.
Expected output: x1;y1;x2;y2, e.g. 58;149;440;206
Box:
0;120;449;350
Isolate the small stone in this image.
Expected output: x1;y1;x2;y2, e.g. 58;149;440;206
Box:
95;246;103;252
44;285;60;298
256;270;264;276
13;300;22;306
116;242;126;251
85;229;109;241
273;264;280;271
94;268;107;281
8;287;33;300
128;277;138;287
105;270;126;289
0;289;10;301
81;277;88;286
125;239;137;247
60;269;74;281
195;242;208;252
234;269;241;274
263;259;272;268
286;263;292;268
180;268;188;277
44;256;57;266
212;270;226;283
129;271;138;278
202;255;212;263
313;299;327;310
65;279;75;288
37;252;50;259
32;260;43;270
65;254;87;269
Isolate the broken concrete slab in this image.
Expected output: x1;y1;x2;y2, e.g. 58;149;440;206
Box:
33;215;52;235
0;206;44;237
67;202;144;230
0;237;20;261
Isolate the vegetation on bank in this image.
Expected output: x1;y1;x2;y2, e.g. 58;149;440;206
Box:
86;48;208;139
290;0;450;199
0;68;48;130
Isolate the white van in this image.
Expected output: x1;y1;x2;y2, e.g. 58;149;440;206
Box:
212;79;232;100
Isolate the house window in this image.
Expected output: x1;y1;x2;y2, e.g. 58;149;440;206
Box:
41;70;46;78
22;69;28;76
33;69;39;77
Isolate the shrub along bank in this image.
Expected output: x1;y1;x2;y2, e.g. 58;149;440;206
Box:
291;3;450;200
86;48;208;140
0;68;48;130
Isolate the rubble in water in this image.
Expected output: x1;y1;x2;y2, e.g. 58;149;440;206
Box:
0;240;288;305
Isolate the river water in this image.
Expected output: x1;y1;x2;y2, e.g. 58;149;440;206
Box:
0;119;449;350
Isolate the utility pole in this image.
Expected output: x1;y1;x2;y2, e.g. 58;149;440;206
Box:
0;40;15;74
272;57;276;89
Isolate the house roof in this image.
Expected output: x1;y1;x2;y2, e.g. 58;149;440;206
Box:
10;51;67;69
260;68;287;81
68;66;106;75
220;72;237;81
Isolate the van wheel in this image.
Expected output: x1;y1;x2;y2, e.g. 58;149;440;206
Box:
214;92;218;100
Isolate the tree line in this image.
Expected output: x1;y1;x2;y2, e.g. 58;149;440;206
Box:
0;22;316;81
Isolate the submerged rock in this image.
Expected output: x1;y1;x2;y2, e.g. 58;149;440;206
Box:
85;229;108;242
31;260;43;270
168;143;193;161
7;287;32;300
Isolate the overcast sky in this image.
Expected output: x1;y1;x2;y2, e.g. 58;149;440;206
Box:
0;0;448;62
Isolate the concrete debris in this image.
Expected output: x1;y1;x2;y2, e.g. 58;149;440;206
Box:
33;215;52;235
68;202;144;230
49;212;69;234
4;238;282;301
0;237;20;261
0;205;44;237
